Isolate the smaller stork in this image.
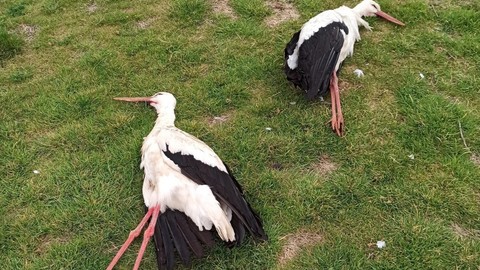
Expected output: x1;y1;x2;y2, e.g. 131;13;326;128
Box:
284;0;404;136
107;92;267;270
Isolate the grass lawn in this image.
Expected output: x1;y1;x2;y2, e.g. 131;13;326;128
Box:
1;0;479;269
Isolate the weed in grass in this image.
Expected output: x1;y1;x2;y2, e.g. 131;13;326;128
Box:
169;0;208;27
230;0;270;20
0;27;23;64
9;68;33;83
6;3;26;17
42;0;62;15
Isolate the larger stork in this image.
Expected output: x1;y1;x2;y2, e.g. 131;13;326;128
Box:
284;0;404;136
108;92;267;270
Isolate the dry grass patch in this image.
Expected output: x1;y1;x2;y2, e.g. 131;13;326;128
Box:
311;155;338;175
35;234;72;255
264;0;299;28
278;230;324;266
211;0;237;19
451;223;480;240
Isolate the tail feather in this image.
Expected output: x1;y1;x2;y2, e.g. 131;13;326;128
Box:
158;213;175;270
173;212;205;258
152;218;167;268
152;209;217;270
165;213;191;266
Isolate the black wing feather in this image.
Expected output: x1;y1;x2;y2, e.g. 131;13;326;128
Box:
284;31;303;87
297;21;348;99
184;215;215;248
163;145;267;243
228;214;246;247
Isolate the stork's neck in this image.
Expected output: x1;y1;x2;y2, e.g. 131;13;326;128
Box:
153;107;176;128
352;4;367;16
339;5;371;31
351;2;373;30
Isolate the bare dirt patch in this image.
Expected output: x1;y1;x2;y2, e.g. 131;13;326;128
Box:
211;0;237;19
278;231;323;266
136;18;155;29
470;153;480;167
265;1;300;28
208;114;230;125
19;24;38;42
311;155;337;175
86;2;98;13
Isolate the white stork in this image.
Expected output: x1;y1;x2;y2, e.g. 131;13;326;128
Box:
284;0;405;136
107;92;267;270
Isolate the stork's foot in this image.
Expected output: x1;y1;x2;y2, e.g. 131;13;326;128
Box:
330;114;344;136
107;205;161;270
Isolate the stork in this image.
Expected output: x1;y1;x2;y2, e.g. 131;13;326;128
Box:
107;92;267;270
284;0;404;136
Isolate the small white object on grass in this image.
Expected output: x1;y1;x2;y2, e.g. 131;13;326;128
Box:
376;240;386;249
290;101;296;105
408;154;415;160
265;127;272;131
419;73;425;79
353;69;364;78
33;170;40;174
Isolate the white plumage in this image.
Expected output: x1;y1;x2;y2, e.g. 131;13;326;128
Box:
284;0;404;136
108;92;266;270
140;123;234;241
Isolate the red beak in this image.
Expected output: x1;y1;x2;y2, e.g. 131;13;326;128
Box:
376;10;405;26
114;97;153;103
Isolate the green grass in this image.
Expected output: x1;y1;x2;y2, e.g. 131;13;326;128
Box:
0;27;24;66
1;0;479;269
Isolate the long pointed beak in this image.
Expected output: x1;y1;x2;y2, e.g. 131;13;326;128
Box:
114;97;153;103
376;10;405;26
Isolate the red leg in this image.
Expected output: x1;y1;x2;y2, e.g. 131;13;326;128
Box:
133;205;161;270
330;79;337;129
329;72;344;136
106;207;155;270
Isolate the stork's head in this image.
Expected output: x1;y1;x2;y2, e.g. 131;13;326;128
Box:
114;92;177;114
353;0;405;26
